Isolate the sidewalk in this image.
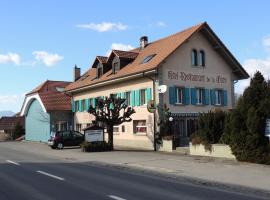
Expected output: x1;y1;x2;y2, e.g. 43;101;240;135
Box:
5;141;270;192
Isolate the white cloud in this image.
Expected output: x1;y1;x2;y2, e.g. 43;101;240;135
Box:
0;93;26;112
76;22;128;32
106;43;135;56
156;21;166;27
0;53;21;65
235;36;270;94
33;51;63;67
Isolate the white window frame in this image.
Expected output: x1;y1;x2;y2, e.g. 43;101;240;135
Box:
125;91;131;106
215;89;223;105
140;89;147;106
196;88;204;105
176;87;184;104
133;120;147;135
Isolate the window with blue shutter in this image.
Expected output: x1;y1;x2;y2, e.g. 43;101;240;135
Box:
93;98;96;108
169;86;176;104
131;91;135;107
146;88;152;102
204;89;210;105
191;88;197;105
184;88;190;105
135;90;140;106
117;93;121;98
210;89;216;105
223;90;228;106
121;92;125;99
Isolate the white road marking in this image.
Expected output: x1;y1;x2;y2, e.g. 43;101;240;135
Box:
6;160;20;166
36;170;65;181
108;195;127;200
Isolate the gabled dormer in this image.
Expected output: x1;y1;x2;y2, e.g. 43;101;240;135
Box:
91;56;109;79
107;50;138;74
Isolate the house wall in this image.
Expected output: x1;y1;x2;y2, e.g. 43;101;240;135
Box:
161;31;236;113
25;99;50;142
73;77;155;150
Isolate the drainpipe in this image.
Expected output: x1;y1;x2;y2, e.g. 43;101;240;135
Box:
143;70;158;151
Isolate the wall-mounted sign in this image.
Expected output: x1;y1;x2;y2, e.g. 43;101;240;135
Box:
167;70;227;84
265;119;270;137
147;100;156;113
158;85;167;94
84;125;104;142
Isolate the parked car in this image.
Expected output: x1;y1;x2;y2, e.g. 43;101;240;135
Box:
48;130;84;149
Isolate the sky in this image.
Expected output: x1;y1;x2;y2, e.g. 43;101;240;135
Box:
1;0;270;112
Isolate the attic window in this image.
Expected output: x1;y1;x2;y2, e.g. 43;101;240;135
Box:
56;87;65;92
141;54;156;64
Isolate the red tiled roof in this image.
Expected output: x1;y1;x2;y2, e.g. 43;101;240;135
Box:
0;116;25;131
27;81;71;111
65;22;249;92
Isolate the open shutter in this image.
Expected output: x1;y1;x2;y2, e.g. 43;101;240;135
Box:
223;90;228;106
85;99;89;111
131;91;135;107
184;88;190;105
169;86;176;104
210;89;216;105
204;89;209;105
191;88;197;105
135;90;140;106
146;88;152;103
79;100;82;112
71;100;75;112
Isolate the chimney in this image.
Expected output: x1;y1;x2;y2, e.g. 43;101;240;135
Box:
140;36;148;49
73;65;81;81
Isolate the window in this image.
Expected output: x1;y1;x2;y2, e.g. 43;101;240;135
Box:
86;123;92;128
56;87;65;92
134;120;147;134
75;101;79;112
125;91;131;106
215;89;223;105
122;125;125;133
89;98;93;107
191;49;198;66
112;62;119;74
76;123;82;132
176;87;184;104
140;89;146;105
110;93;117;99
141;54;156;64
97;66;103;78
82;99;86;111
113;126;119;133
199;50;205;66
196;88;204;104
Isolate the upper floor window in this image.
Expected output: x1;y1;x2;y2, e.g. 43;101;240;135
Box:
199;50;205;66
82;99;86;111
191;49;198;66
141;54;156;64
112;62;120;74
140;89;146;105
75;101;79;112
176;87;184;104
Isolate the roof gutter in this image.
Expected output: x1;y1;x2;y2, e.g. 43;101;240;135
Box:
65;69;157;94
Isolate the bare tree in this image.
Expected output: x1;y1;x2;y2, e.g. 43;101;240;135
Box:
88;97;135;150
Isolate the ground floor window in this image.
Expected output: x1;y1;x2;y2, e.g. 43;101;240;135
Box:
125;91;131;106
196;88;204;104
76;123;82;132
55;121;68;132
133;120;147;134
113;126;119;133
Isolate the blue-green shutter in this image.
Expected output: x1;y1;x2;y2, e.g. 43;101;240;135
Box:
184;88;190;105
79;100;82;112
191;88;197;105
121;92;125;99
86;99;90;111
169;87;176;104
223;90;228;106
117;93;121;98
146;88;152;102
135;90;140;106
131;91;135;107
210;89;216;105
93;98;96;108
204;89;209;105
71;100;75;112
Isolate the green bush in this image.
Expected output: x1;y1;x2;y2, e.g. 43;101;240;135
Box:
191;109;226;151
81;141;112;152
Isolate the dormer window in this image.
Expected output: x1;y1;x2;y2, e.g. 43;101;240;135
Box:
97;64;103;78
112;62;119;74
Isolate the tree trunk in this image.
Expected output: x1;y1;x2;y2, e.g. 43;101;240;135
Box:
107;125;114;150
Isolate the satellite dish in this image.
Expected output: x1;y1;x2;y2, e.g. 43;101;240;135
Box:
158;85;167;94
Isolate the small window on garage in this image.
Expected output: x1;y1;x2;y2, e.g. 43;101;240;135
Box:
133;120;147;134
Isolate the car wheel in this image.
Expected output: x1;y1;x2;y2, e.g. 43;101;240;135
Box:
51;146;56;149
57;143;64;149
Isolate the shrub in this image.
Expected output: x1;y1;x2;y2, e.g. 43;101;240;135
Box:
191;109;226;151
81;141;112;152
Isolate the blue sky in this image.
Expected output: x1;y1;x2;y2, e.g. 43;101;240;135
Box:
1;0;270;112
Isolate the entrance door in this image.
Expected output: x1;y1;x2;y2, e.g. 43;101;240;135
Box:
173;119;187;147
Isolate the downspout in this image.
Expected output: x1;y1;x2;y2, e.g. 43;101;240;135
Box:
143;70;158;151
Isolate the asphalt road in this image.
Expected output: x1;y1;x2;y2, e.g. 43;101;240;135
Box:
0;143;268;200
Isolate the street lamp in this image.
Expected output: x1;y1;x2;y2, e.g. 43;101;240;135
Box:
169;117;173;122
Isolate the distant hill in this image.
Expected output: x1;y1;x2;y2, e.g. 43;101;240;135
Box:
0;111;15;118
